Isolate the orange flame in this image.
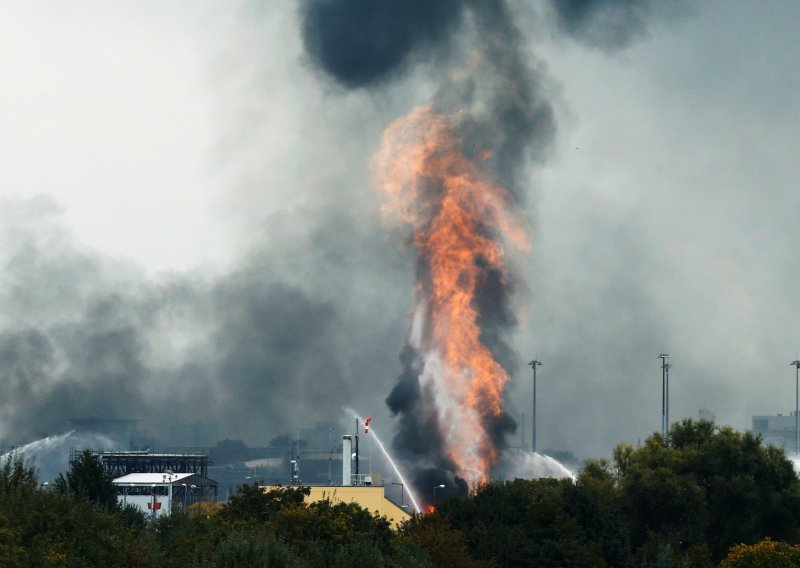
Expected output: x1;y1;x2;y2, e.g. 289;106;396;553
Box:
375;105;528;486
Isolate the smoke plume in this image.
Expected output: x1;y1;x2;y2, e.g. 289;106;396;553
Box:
301;0;465;88
0;198;403;447
300;0;673;498
0;0;692;490
548;0;657;49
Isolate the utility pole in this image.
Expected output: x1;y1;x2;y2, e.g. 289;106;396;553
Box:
792;360;800;454
328;427;332;485
354;419;359;482
528;360;542;453
658;354;671;445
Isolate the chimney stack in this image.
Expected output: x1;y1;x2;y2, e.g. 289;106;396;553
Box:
342;435;352;486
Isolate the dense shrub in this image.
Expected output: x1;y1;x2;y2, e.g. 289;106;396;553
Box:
3;420;800;567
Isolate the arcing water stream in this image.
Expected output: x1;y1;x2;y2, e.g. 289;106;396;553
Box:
1;430;117;482
1;430;77;460
498;448;576;481
344;408;422;513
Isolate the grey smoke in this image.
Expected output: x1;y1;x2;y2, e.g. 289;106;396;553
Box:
0;198;407;449
6;2;796;491
548;0;655;49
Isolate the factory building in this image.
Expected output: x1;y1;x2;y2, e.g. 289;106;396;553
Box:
113;472;217;520
264;434;412;529
88;449;212;478
751;412;800;450
264;484;412;529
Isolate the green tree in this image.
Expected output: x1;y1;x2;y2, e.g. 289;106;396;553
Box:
614;419;800;563
54;448;117;509
0;513;27;567
720;538;800;567
272;499;393;557
433;478;617;567
211;529;304;567
224;483;309;523
0;454;38;498
0;455;153;566
396;512;483;568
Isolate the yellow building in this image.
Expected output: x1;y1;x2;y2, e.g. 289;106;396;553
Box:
264;485;411;529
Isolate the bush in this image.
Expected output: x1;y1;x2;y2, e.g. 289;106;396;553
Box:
720;538;800;568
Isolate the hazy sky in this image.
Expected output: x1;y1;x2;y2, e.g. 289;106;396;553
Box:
2;1;799;461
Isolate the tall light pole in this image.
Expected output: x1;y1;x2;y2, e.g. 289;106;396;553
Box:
433;484;445;504
528;360;542;453
658;354;671;445
792;360;800;454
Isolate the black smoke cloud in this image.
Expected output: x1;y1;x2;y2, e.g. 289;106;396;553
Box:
301;0;666;90
301;0;464;88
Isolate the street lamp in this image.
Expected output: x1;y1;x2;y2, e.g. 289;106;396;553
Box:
528;359;542;453
433;484;445;503
391;482;405;509
791;360;800;454
658;354;671;445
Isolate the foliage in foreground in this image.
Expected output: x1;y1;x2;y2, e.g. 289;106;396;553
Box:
434;419;800;567
720;538;800;567
2;419;800;567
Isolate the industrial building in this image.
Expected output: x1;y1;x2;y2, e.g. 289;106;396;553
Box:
264;433;411;529
86;449;212;478
113;472;216;520
266;484;412;529
752;413;800;450
88;449;220;520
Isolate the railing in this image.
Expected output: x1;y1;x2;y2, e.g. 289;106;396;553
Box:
349;473;382;486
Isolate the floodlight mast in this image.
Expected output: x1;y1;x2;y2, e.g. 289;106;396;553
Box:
792;360;800;454
658;354;671;445
528;360;542;453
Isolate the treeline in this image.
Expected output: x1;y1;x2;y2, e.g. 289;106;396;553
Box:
3;420;800;566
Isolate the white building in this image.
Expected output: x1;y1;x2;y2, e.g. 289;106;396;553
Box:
113;472;214;520
752;412;800;451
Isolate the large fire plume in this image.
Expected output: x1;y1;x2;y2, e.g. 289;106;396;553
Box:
375;104;529;485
